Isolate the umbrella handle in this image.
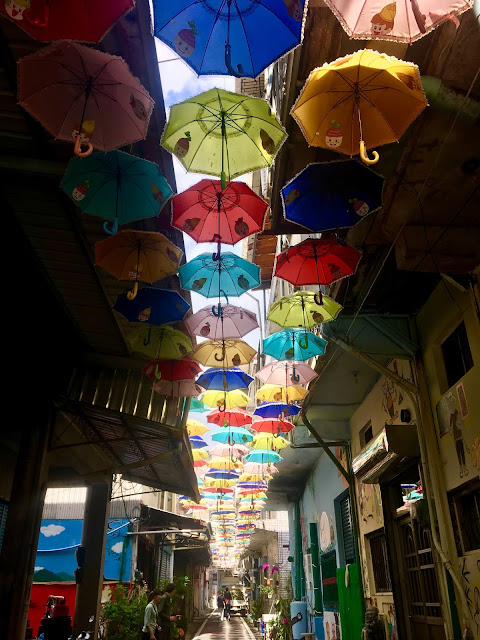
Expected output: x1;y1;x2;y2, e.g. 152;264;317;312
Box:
359;140;379;165
212;234;222;261
212;302;223;317
23;2;49;27
298;335;309;349
225;43;245;78
103;218;119;235
127;282;139;300
292;367;300;383
143;325;152;347
154;365;161;380
314;292;323;306
74;134;93;158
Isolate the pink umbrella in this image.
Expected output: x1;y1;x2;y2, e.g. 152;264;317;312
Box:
185;304;258;340
256;360;318;386
209;444;251;458
152;379;204;398
244;462;279;474
18;41;154;157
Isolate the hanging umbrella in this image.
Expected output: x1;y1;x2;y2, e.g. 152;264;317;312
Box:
205;470;240;479
152;379;204;398
179;253;260;298
244;462;279;474
192;449;209;461
128;325;193;359
190;398;210;412
114;288;189;327
153;1;306;78
197;368;253;392
252;434;290;450
162;88;287;187
209;444;250;458
187;420;209;436
281;160;384;233
189;436;208;449
253;402;301;419
323;0;472;44
245;450;282;463
263;329;327;361
143;357;201;382
202;486;234;494
256;384;309;403
18;41;154;157
208;408;253;427
192;339;256;368
185;303;258;340
256;361;317;387
250;418;295;435
268;291;343;330
61;151;173;234
172;179;268;245
211;428;253;445
274;238;362;291
209;457;243;471
239;474;272;483
202;389;250;410
95;230;182;300
1;0;134;42
291;49;427;164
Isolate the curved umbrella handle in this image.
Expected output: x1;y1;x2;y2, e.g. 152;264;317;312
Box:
314;292;323;306
225;43;245;78
74;134;93;158
217;402;226;412
214;344;226;362
292;367;300;383
212;234;222;261
103;218;119;235
359;140;379;165
24;2;49;27
143;324;152;347
127;281;139;300
212;302;222;317
220;290;229;305
154;365;162;380
298;334;309;350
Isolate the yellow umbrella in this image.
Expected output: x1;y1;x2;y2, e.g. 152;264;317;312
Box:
192;449;209;461
256;384;308;403
202;389;250;410
291;49;427;165
187;419;209;436
252;434;290;450
204;478;237;488
191;339;256;367
239;473;273;482
209;457;244;471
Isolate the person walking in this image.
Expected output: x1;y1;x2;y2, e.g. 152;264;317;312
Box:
157;583;180;640
223;588;232;622
217;592;224;621
142;589;162;640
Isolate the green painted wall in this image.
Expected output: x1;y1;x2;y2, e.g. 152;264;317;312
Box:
337;563;364;640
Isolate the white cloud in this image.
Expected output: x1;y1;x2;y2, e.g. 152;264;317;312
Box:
40;524;65;537
34;567;44;572
111;542;124;553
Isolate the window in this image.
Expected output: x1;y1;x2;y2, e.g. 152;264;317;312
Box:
368;531;392;593
360;421;373;448
449;480;480;553
441;322;474;389
336;492;356;565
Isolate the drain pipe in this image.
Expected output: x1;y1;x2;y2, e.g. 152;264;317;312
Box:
422;76;480;121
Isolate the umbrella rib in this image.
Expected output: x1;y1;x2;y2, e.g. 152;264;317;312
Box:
24;58;86;83
197;0;226;73
225;118;269;165
184;120;223;173
359;92;399;141
92;86;145;137
254;0;301;38
232;0;256;76
309;93;353;145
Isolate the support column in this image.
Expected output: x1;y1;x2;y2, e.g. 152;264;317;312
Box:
74;481;111;637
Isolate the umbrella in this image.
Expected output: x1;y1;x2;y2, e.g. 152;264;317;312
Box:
95;230;182;300
192;449;209;461
209;444;250;458
205;470;240;479
244;462;279;474
161;88;287;187
268;291;343;329
323;0;472;44
197;367;253;391
194;459;208;468
274;238;362;290
192;339;256;368
208;409;253;427
252;434;290;450
1;0;134;42
250;419;295;435
239;474;272;483
211;428;253;445
189;436;208;449
172;180;268;245
187;420;209;436
256;384;309;403
18;41;154;157
179;253;260;298
190;398;210;412
61;151;173;234
128;325;193;359
113;288;189;328
153;1;306;78
245;450;282;463
209;457;243;471
253;402;301;419
201;389;250;410
290;49;427;164
202;486;234;494
281;160;384;233
263;329;327;361
256;361;317;387
185;304;258;340
143;357;201;382
152;379;203;398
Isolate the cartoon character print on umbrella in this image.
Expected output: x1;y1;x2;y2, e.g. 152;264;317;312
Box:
130;94;148;120
396;73;421;91
200;323;211;337
138;308;151;322
284;0;303;19
371;3;396;35
174;132;192;159
72;179;89;202
349;198;370;217
151;183;164;204
5;0;29;19
184;218;200;232
325;121;343;148
72;121;95;146
192;277;207;291
174;20;198;58
237;275;250;291
285;189;300;206
260;129;276;155
231;354;241;367
234;218;250;238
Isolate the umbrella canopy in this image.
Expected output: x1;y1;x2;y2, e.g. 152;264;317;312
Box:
192;449;209;461
185;303;258;340
268;292;343;330
202;486;234;494
244;462;279;474
209;457;243;471
205;470;240;479
152;379;203;398
323;0;472;44
201;389;250;410
256;361;317;387
189;437;208;449
143;357;201;382
256;384;309;403
113;288;189;326
18;41;154;157
162;88;287;185
192;339;256;368
153;1;306;78
291;49;427;164
281;160;384;233
253;402;301;419
239;474;272;482
172;180;268;245
275;238;362;289
187;420;209;436
204;478;237;488
252;434;290;450
179;252;260;298
263;329;327;361
95;230;182;300
197;367;253;391
211;428;253;445
208;408;253;427
250;418;295;435
209;444;250;458
245;450;282;464
1;0;134;42
190;398;210;412
61;151;172;234
128;325;193;360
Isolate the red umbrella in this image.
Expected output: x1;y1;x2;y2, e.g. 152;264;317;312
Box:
18;41;154;157
1;0;134;43
207;408;253;428
202;487;234;494
142;358;202;381
152;379;204;398
172;180;268;246
251;419;295;435
275;238;362;289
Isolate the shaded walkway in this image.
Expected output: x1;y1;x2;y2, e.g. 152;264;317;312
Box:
189;611;260;640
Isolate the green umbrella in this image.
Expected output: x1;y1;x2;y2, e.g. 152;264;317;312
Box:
268;291;343;329
161;88;287;188
127;325;192;359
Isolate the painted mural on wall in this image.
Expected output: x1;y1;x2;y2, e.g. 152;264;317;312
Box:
382;602;398;640
335;446;349;489
357;481;383;525
319;511;335;552
324;610;342;640
460;556;480;636
33;518;131;582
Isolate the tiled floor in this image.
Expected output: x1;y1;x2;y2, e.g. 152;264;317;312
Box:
189;610;260;640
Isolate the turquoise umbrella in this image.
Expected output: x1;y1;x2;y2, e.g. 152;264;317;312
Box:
178;252;260;299
61;150;173;234
190;398;209;412
245;450;282;463
211;427;253;445
263;329;327;361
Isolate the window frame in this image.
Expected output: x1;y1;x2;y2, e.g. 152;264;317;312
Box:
440;321;474;391
448;479;480;555
367;529;393;594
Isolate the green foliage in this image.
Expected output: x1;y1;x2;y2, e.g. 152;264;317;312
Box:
158;576;191;638
250;594;266;621
101;584;147;640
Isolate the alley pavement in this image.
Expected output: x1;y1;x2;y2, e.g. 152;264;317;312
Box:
189;610;261;640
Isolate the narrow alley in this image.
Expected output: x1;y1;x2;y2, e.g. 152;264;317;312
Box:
191;612;258;640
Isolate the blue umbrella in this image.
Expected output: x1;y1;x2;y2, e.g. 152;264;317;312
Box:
205;470;240;479
263;329;327;361
179;252;260;299
189;436;208;449
113;287;190;325
211;427;253;445
245;450;282;463
197;367;253;391
153;0;306;79
281;160;384;233
253;402;301;419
